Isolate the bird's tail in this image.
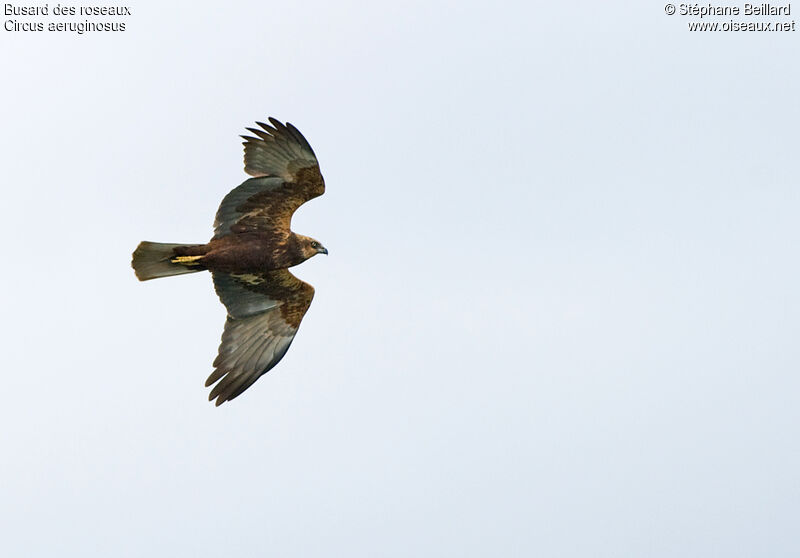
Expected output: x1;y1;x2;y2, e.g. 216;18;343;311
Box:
132;241;205;281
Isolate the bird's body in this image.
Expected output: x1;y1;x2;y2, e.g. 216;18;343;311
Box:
132;118;327;406
170;230;318;273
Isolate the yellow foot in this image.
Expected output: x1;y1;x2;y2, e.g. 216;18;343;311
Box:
171;255;203;266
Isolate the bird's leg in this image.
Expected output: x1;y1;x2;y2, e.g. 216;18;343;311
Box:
170;255;204;265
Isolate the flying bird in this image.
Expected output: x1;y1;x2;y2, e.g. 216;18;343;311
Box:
132;118;327;406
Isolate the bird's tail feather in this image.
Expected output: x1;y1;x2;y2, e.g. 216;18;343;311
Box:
132;241;204;281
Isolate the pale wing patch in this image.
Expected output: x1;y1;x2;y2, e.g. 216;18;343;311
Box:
212;271;281;318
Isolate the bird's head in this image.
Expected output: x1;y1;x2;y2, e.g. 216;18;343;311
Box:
296;234;328;261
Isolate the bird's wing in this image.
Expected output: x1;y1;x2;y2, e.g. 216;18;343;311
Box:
207;269;315;406
213;118;325;238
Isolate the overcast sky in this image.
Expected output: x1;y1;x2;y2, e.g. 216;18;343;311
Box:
1;1;798;556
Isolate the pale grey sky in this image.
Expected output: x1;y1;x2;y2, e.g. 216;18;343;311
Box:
1;1;798;556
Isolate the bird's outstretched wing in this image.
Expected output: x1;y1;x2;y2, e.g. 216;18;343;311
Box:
213;118;325;238
207;269;315;406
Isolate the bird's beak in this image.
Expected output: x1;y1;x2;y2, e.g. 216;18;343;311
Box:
319;246;329;255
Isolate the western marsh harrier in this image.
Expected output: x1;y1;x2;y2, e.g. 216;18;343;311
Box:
132;118;327;406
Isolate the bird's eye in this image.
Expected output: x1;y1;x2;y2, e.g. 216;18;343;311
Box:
311;241;319;248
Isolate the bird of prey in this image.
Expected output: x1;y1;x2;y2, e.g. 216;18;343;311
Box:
132;118;327;406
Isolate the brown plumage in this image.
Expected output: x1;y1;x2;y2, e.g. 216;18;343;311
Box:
132;118;327;406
